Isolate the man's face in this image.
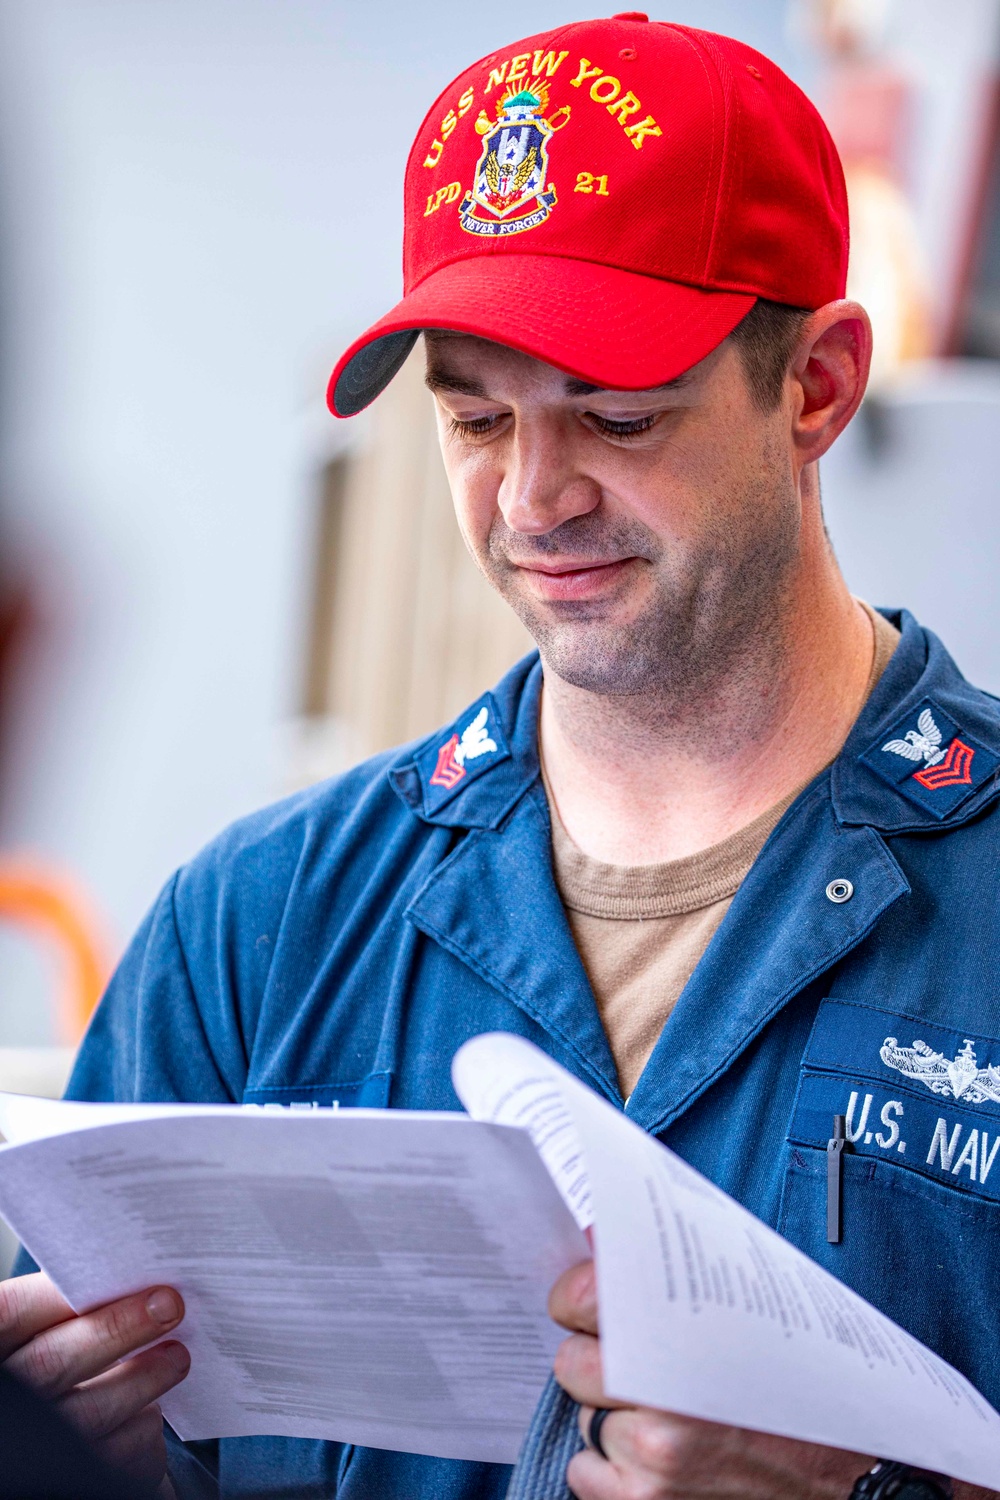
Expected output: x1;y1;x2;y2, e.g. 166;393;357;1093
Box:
426;330;803;703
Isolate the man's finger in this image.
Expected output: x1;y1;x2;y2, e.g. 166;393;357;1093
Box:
565;1446;623;1500
548;1259;598;1334
582;1403;688;1473
578;1403;656;1467
554;1331;622;1409
92;1403;168;1488
57;1340;190;1439
5;1286;184;1398
578;1403;618;1452
0;1273;75;1361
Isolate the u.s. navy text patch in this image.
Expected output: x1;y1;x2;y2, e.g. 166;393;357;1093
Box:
789;999;1000;1203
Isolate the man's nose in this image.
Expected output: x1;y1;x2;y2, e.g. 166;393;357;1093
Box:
497;428;600;535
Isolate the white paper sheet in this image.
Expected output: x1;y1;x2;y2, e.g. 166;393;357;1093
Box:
454;1036;1000;1490
451;1031;592;1230
9;1045;1000;1485
0;1096;586;1463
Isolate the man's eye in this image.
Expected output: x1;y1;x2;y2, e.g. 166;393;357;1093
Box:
589;413;657;439
449;414;500;437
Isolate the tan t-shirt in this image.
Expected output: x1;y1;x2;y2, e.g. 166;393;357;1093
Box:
545;604;901;1097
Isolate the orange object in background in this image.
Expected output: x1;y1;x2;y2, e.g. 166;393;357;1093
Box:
0;862;111;1046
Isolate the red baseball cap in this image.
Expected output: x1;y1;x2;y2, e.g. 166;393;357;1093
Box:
328;14;848;417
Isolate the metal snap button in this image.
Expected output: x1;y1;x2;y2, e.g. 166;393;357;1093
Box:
826;879;854;904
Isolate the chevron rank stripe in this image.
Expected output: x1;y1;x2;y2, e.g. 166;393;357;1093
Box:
913;738;974;790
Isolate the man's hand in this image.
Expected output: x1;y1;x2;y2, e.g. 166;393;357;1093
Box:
0;1271;189;1492
551;1259;875;1500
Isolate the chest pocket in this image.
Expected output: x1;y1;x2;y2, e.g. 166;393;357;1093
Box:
241;1072;392;1109
779;997;1000;1408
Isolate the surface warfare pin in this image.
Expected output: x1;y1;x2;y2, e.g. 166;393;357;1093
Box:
860;696;1000;818
881;1035;1000;1106
459;86;560;237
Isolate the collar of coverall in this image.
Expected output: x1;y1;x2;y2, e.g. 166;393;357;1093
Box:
387;611;1000;836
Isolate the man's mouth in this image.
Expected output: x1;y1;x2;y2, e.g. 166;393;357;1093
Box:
508;556;639;601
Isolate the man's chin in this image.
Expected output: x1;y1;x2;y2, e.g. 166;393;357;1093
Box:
522;619;665;697
483;572;671;692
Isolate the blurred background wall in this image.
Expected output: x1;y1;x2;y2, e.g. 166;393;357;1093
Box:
0;0;997;1081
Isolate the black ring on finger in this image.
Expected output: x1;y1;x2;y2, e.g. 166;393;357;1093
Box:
588;1406;612;1460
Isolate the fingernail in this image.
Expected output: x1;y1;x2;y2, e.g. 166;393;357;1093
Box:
145;1288;181;1325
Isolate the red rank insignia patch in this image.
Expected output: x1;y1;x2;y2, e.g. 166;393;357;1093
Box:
861;695;999;820
912;737;974;790
421;701;504;802
430;733;465;790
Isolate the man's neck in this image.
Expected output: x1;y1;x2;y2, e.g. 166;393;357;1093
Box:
539;579;875;866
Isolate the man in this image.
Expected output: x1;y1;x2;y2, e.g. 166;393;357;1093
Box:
2;14;998;1500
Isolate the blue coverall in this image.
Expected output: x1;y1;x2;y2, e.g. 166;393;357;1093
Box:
35;609;1000;1497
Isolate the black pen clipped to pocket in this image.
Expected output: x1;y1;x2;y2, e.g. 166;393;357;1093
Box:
827;1114;847;1243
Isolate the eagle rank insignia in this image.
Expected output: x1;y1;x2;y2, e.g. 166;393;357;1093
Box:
880;706;973;790
412;692;511;812
860;695;999;818
459;88;558;237
428;705;501;791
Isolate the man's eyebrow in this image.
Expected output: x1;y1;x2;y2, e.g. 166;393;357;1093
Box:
423;365;693;399
563;373;692;397
424;366;489;397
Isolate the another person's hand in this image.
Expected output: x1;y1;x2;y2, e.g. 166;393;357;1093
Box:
0;1271;189;1493
550;1258;878;1500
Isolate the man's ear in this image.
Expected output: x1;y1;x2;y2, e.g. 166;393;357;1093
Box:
790;301;873;465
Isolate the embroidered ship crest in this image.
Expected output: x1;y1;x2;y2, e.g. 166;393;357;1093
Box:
459;88;557;237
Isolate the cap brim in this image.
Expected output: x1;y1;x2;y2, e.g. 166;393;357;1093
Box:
328;255;756;417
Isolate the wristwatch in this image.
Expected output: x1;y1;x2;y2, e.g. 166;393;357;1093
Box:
850;1460;954;1499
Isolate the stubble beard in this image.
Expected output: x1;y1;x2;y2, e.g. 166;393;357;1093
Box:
475;463;802;743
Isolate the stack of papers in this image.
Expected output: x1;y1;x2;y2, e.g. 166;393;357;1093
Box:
0;1035;997;1486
